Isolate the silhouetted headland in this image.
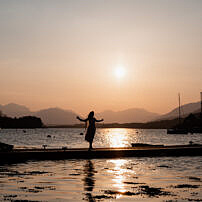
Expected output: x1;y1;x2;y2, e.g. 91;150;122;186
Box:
0;115;43;128
167;113;202;134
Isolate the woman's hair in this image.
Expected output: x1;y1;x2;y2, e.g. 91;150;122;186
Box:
88;111;94;119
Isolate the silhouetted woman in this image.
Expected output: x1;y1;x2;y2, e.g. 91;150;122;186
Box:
77;111;104;150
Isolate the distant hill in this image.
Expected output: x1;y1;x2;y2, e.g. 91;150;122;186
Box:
34;108;79;125
0;103;31;117
158;101;201;120
97;108;160;123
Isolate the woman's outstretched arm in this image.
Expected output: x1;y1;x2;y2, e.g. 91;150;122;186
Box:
76;116;87;122
95;118;104;122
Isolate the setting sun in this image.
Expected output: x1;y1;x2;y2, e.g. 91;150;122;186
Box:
114;66;126;79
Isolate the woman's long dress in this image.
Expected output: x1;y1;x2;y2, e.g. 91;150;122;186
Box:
85;118;96;143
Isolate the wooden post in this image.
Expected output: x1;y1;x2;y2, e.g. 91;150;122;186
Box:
178;93;181;124
201;92;202;115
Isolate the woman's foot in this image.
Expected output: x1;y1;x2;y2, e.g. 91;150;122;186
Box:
88;146;93;151
89;142;93;150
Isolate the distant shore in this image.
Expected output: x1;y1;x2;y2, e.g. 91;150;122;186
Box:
46;113;202;130
1;112;201;130
45;118;180;129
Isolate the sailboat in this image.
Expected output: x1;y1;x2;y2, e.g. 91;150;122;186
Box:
167;93;188;134
189;92;202;134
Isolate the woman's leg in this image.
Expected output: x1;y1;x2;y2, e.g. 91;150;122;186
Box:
89;141;93;149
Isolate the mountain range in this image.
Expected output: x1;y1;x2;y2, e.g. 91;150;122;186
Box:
0;103;79;125
0;101;201;125
96;109;159;123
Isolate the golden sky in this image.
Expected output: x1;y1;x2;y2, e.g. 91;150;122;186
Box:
0;0;202;115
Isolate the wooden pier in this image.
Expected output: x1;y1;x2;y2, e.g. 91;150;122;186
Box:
0;144;202;164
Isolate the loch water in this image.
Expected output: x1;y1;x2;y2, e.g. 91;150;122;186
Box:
0;128;201;201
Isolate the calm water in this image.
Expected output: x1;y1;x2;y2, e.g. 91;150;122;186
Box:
0;128;202;149
0;128;202;201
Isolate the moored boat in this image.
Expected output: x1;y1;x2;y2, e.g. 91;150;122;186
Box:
167;93;188;134
0;142;14;151
167;128;188;134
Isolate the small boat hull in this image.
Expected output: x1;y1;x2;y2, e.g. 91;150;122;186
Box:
167;129;188;134
0;142;14;151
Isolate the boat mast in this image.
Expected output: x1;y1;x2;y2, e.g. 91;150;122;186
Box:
178;93;181;125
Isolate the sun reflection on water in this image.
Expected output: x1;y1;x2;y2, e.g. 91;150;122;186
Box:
105;128;130;148
107;159;134;198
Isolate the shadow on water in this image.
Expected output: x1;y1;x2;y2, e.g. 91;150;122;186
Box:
83;160;96;201
82;160;115;201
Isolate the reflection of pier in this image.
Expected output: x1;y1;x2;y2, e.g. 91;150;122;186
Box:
1;145;202;163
